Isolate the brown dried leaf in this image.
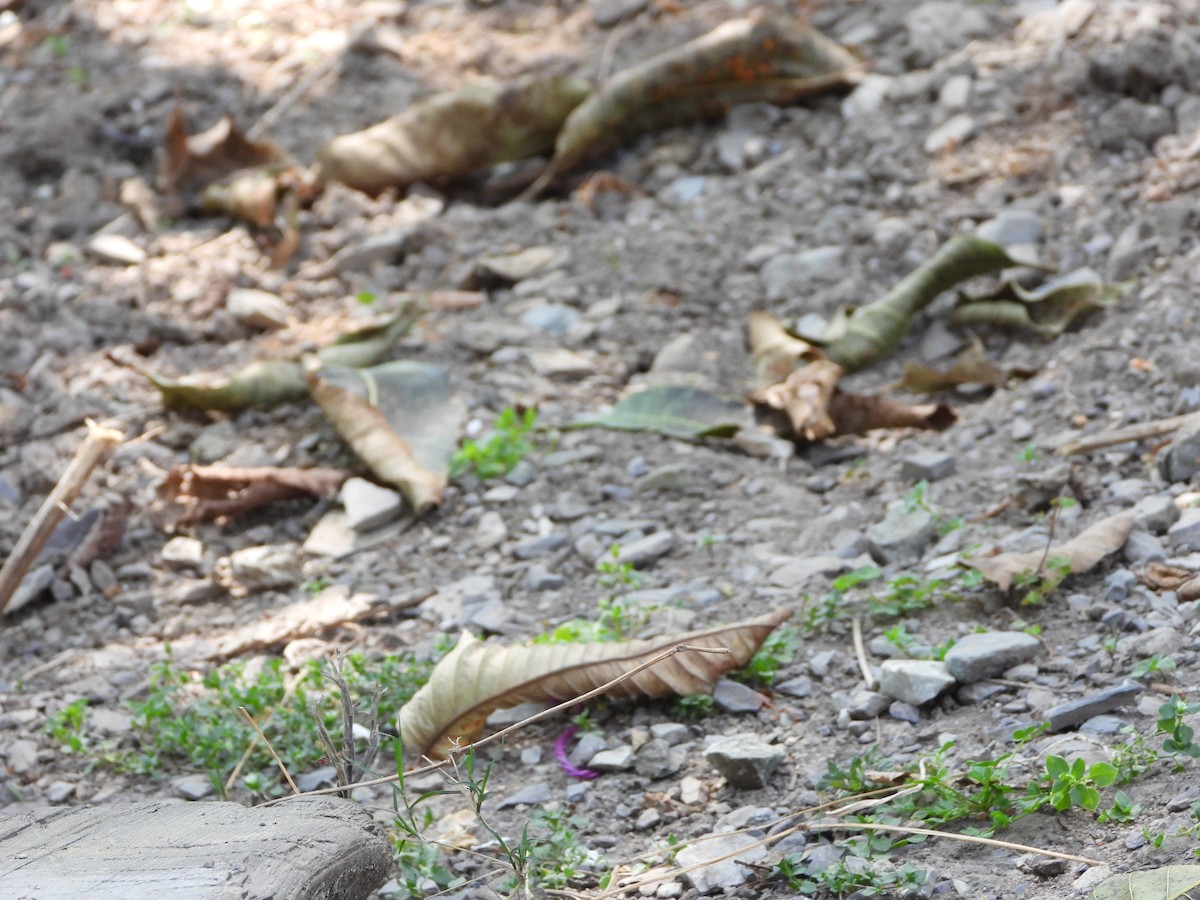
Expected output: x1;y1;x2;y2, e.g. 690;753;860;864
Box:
757;359;844;441
897;337;1035;394
399;609;792;759
150;465;347;532
967;511;1135;591
162;108;283;194
827;392;958;436
747;310;825;390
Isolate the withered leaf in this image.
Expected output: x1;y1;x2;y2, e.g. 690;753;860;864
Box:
399;609;792;759
897;336;1035;394
950;267;1124;337
967;511;1134;591
568;385;746;441
315;75;592;196
1088;865;1200;900
756;359;844;441
150;465;347;532
747;310;825;390
306;359;463;514
162;108;283;195
826;391;958;436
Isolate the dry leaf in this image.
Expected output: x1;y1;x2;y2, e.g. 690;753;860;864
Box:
757;359;844;441
162;108;283;195
967;512;1134;591
315;75;592;196
525;11;862;196
1088;864;1200;900
150;465;347;532
949;268;1123;338
826;392;958;436
399;609;792;759
747;310;825;390
306;360;463;514
897;336;1036;394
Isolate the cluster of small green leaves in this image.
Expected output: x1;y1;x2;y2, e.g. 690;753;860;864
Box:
534;544;651;645
735;624;801;685
771;842;927;896
450;407;537;480
801;564;984;635
903;480;964;536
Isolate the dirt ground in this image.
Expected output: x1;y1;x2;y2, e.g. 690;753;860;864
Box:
5;0;1200;897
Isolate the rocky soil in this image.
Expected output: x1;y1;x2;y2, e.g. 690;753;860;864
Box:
5;0;1200;897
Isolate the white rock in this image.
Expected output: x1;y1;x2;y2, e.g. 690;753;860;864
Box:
226;288;292;330
161;536;204;569
924;113;976;154
340;477;403;531
86;234;146;265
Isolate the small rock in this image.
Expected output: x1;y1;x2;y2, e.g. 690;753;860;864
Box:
943;631;1041;683
1160;421;1200;483
905;1;991;64
976;210;1042;248
650;723;690;746
1168;509;1200;551
590;0;646;28
86;233;146;265
635;808;661;830
614;531;676;568
483;484;520;503
842;74;892;119
1133;494;1180;534
322;229;411;275
571;732;608;767
45;781;76;803
938;74;972;110
161;536;204;570
341;477;403;531
924;113;975;154
1123;531;1166;565
680;776;706;806
512;533;569;560
704;735;784;789
866;501;936;565
519;304;579;336
846;690;890;720
899;449;956;483
498;782;553;809
1080;715;1129;736
467;597;513;633
659;176;708;207
214;544;299;595
295;766;338;792
525;347;595;379
1046;681;1142;732
712;678;766;713
505;460;537;487
635;463;708;494
475;510;508;551
589;745;635;772
302;510;357;558
634;739;686;779
226;288;291;330
520;747;542;766
809;650;841;679
676;832;767;894
889;701;922;724
775;676;814;698
5;739;38;774
878;660;955;705
173;773;214;800
1167;786;1200;812
1095;98;1174;151
524;563;565;591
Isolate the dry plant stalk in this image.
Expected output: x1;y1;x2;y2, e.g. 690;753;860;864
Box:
0;421;123;618
1057;411;1200;456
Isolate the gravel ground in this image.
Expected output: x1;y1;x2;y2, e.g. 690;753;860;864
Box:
5;1;1200;897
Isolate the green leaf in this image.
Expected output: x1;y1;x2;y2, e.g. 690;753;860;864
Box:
1091;762;1118;787
1073;784;1100;811
567;385;746;441
1089;865;1200;900
950;267;1124;338
1045;755;1069;779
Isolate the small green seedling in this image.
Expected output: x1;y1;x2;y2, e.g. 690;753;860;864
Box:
450;407;537;480
45;698;90;754
1026;755;1118;812
1131;655;1177;681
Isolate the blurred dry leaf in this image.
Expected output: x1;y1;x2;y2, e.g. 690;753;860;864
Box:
1088;864;1200;900
950;267;1125;337
826;392;957;436
162;108;283;195
747;310;825;390
967;511;1134;591
897;336;1036;394
306;359;464;513
756;359;843;441
568;385;745;440
151;465;347;532
399;609;792;759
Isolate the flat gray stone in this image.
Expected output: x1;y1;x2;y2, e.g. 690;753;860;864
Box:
1124;530;1166;565
512;533;569;560
704;735;784;789
1159;421;1200;483
588;745;635;772
0;797;390;899
1046;681;1142;732
712;678;766;713
675;832;767;894
4;739;38;775
1134;494;1180;534
976;210;1042;248
899;450;956;483
172;773;214;800
497;782;553;809
943;632;1041;683
1168;509;1200;551
846;690;890;720
614;531;676;568
633;739;686;779
878;660;955;705
340;478;403;532
866;501;936;565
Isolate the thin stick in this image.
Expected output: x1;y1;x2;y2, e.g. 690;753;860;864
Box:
1057;411;1200;456
851;616;878;690
0;421;123;617
261;642;730;805
239;706;300;795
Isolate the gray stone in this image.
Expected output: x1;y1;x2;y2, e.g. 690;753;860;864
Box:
712;678;766;713
524;563;565;591
899;449;956;482
675;832;767;894
924;113;976;154
1133;494;1180;534
1104;568;1138;602
4;739;38;775
846;690;890;720
160;536;204;570
172;773;214;800
512;533;569;560
295;766;339;793
634;808;661;830
86;233;146;265
549;490;590;521
498;782;552;809
544;447;602;468
905;2;991;64
957;682;1005;704
938;74;972;110
650;723;690;746
226;288;291;330
809;650;841;679
1095;98;1174;151
588;745;635;772
759;247;844;300
483;484;519;503
775;676;814;698
614;531;676;568
322;229;411;275
651;334;703;373
889;701;922;724
1045;681;1142;732
659;176;708;207
1168;509;1200;551
866;501;936;565
769;554;871;589
525;347;594;379
341;478;403;532
519;304;579;336
704;735;785;789
842;74;892;120
1124;531;1166;565
1080;716;1129;736
634;738;686;779
475;511;508;551
878;660;955;705
571;732;608;767
505;460;537;487
466;597;513;633
635;463;708;494
1160;422;1200;483
943;631;1041;683
1167;786;1200;813
976;210;1042;248
214;544;299;595
45;781;76;803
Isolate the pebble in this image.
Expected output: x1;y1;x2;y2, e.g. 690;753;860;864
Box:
1167;786;1200;812
842;74;892;119
866;501;936;565
679;776;706;806
1080;715;1129;736
497;782;552;809
214;544;300;594
1095;98;1174;151
846;690;890;720
650;723;690;745
899;449;956;483
588;745;635;772
512;533;569;560
475;511;508;550
589;0;646;27
675;832;767;893
483;484;519;503
160;536;204;570
45;780;76;803
295;766;338;792
924;113;976;154
226;288;291;330
1160;421;1200;483
775;676;814;698
635;808;661;830
976;210;1043;248
524;563;565;591
957;682;1010;705
759;247;843;301
659;176;708;207
1045;681;1143;732
1133;494;1180;534
712;678;766;713
703;735;784;789
341;477;403;531
544;447;603;468
525;348;594;379
173;773;214;800
614;531;676;568
938;74;972;110
86;233;146;265
943;631;1041;683
519;304;578;336
878;660;956;705
504;460;537;487
5;739;38;774
1124;531;1167;565
1168;509;1200;551
889;701;922;724
634;739;685;779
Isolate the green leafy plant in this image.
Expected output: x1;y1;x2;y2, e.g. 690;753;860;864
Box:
1012;554;1071;606
1132;655;1177;681
1017;444;1044;464
1158;695;1200;761
45;698;90;754
1098;790;1140;824
735;623;800;685
450;407;537;480
595;543;645;590
1024;755;1118;813
674;693;715;719
356;290;377;305
801;565;883;632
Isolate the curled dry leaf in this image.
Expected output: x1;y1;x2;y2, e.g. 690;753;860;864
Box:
826;391;957;436
162;107;283;195
897;335;1037;394
150;465;347;532
314;75;593;196
823;235;1036;372
967;511;1134;591
525;11;863;197
747;310;825;390
399;609;792;759
757;358;844;441
949;267;1124;337
306;360;464;514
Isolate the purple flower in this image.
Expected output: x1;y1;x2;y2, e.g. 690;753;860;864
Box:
554;724;598;780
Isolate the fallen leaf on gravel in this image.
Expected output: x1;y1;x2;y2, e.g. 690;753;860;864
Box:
398;609;792;759
747;310;825;390
314;75;592;196
823;235;1038;371
896;336;1036;394
967;511;1134;591
150;465;348;532
306;359;463;513
825;391;958;436
1088;865;1200;900
950;267;1124;337
568;385;746;440
162;108;283;195
124;299;425;412
524;10;863;197
755;358;843;440
1141;562;1200;603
